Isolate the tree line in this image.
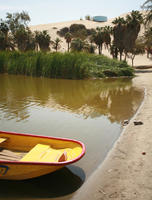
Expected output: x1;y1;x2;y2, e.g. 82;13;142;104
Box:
0;11;60;52
59;9;152;66
0;0;151;66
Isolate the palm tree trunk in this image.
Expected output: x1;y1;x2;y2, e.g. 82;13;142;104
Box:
98;45;101;55
131;54;135;67
114;48;118;59
124;53;127;61
119;50;123;61
147;50;149;58
68;42;70;52
120;52;122;61
100;44;103;54
4;32;8;50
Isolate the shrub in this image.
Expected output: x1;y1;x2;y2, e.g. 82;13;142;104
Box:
0;51;134;79
57;27;69;37
117;68;134;76
69;24;86;33
103;70;118;77
85;15;91;20
0;51;8;73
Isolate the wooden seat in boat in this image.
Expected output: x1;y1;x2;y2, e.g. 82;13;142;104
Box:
0;149;26;161
20;144;67;162
0;137;7;144
0;137;26;161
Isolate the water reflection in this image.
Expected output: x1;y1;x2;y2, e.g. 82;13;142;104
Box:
0;74;143;123
0;166;85;199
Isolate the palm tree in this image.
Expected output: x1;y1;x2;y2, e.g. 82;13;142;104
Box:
0;21;9;50
92;27;104;55
71;38;86;52
144;27;152;57
52;37;62;52
0;32;6;50
124;11;143;53
112;17;127;60
112;17;126;25
112;11;143;61
110;42;119;59
103;26;112;50
141;0;152;25
64;32;72;52
87;35;96;53
35;30;51;51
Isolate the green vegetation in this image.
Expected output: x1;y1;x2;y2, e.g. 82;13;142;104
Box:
35;30;51;51
51;37;62;52
57;24;94;40
127;38;145;66
0;7;151;79
57;10;151;63
85;15;92;20
144;27;152;58
112;11;144;61
64;32;72;52
0;51;134;79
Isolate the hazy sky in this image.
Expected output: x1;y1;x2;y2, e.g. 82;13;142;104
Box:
0;0;145;25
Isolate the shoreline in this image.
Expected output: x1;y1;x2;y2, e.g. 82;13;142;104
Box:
71;70;152;200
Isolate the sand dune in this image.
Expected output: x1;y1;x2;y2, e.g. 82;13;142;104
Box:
30;11;152;67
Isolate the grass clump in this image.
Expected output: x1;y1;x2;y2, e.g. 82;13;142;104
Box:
0;51;134;79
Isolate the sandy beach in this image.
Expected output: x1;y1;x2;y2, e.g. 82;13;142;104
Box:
70;69;152;200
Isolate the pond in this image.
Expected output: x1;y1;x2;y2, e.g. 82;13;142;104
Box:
0;74;143;199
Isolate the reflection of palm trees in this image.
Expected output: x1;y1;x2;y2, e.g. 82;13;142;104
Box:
0;75;143;123
45;78;143;123
0;75;51;121
98;87;143;123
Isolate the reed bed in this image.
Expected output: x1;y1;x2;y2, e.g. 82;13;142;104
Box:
0;51;134;79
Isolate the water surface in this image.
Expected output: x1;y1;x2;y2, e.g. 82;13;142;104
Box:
0;74;143;199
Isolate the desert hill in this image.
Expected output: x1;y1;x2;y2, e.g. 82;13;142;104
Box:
30;11;151;66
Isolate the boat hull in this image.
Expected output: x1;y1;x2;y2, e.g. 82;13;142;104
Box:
0;163;63;180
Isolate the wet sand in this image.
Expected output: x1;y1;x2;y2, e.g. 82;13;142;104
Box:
71;70;152;200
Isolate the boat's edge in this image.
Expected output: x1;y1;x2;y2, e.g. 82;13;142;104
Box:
0;130;86;166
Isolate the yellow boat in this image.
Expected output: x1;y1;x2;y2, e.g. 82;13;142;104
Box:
0;131;85;180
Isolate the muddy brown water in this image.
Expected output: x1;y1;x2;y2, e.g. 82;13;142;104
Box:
0;74;143;199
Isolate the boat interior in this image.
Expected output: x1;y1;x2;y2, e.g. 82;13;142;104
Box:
0;137;27;161
0;136;82;163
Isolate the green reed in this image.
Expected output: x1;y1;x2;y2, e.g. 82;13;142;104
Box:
0;51;134;79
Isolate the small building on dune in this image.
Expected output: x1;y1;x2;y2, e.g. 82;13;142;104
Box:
93;16;108;22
